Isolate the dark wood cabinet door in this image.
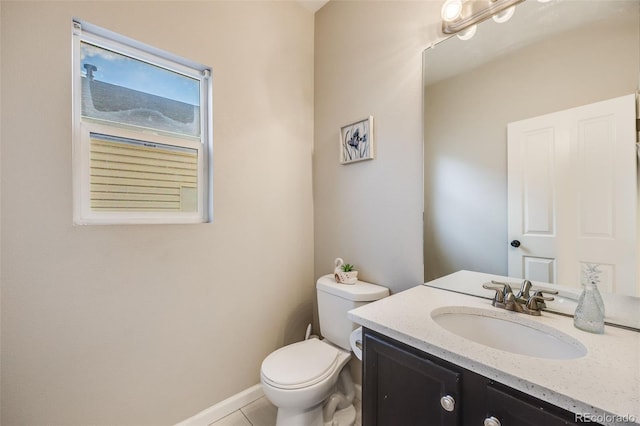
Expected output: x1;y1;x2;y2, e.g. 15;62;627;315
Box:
485;384;593;426
363;331;462;426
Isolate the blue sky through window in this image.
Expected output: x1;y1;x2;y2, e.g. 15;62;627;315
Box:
81;42;200;106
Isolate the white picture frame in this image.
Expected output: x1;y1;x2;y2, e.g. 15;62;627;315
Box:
339;116;374;164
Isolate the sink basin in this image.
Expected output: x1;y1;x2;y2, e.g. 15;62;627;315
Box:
431;307;587;360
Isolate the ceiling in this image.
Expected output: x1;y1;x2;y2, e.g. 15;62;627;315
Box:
297;0;330;13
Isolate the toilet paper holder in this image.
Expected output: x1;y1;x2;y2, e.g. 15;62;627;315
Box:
350;327;363;360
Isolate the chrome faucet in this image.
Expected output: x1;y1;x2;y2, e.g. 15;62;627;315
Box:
503;291;524;313
482;280;558;316
515;280;532;303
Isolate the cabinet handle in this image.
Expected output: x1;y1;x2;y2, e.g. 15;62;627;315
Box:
440;395;455;412
484;416;502;426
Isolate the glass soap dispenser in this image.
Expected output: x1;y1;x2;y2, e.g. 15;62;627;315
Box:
574;264;605;334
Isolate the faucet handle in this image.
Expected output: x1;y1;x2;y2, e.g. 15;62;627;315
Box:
490;280;514;296
526;293;556;312
533;289;558;296
482;283;506;304
530;289;558;309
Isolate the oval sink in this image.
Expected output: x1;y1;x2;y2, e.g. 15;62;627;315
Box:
431;307;587;360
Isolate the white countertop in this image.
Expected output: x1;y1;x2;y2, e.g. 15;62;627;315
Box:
348;273;640;426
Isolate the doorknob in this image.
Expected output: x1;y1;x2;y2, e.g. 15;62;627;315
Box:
510;240;521;248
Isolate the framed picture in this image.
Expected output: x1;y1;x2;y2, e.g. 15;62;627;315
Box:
340;116;374;164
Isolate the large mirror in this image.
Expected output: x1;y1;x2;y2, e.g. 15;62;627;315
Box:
423;0;640;327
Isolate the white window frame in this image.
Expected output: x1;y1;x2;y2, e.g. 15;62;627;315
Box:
72;19;213;225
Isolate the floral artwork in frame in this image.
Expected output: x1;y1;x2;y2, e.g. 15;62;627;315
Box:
340;116;374;164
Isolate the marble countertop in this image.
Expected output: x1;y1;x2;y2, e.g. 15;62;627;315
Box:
348;273;640;426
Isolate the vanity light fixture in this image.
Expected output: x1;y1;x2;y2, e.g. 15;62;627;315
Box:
492;5;516;23
456;24;477;40
442;0;525;39
441;0;464;21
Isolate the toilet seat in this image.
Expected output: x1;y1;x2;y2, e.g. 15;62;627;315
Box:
261;338;347;390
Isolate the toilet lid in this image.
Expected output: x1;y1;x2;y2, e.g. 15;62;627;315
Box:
261;339;343;390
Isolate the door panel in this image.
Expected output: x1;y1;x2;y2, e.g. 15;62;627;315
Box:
523;256;555;283
522;128;556;235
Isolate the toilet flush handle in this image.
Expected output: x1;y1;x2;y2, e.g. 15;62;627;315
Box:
304;324;312;340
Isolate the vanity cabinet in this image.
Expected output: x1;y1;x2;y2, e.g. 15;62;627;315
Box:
362;329;596;426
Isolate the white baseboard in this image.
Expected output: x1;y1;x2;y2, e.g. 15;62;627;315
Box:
175;384;264;426
176;382;362;426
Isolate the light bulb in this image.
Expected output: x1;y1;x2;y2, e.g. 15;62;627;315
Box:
456;24;477;40
492;5;515;23
441;0;463;22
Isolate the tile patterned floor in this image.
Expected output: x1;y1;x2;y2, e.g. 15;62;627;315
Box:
209;396;362;426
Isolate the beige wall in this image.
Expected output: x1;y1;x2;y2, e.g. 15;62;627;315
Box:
313;0;441;294
0;1;314;424
423;18;639;281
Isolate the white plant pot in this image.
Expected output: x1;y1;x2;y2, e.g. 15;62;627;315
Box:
334;270;358;284
333;258;359;284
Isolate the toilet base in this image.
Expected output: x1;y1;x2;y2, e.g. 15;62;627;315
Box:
274;401;356;426
324;404;356;426
276;405;323;426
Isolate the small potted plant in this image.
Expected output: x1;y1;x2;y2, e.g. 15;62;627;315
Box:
334;258;358;284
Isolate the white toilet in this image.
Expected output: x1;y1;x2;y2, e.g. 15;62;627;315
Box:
260;274;389;426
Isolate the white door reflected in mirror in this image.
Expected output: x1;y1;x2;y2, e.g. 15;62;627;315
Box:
507;94;638;296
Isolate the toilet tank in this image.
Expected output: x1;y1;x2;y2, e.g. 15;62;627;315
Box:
316;274;389;351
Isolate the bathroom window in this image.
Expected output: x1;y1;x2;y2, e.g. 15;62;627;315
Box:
71;19;212;224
